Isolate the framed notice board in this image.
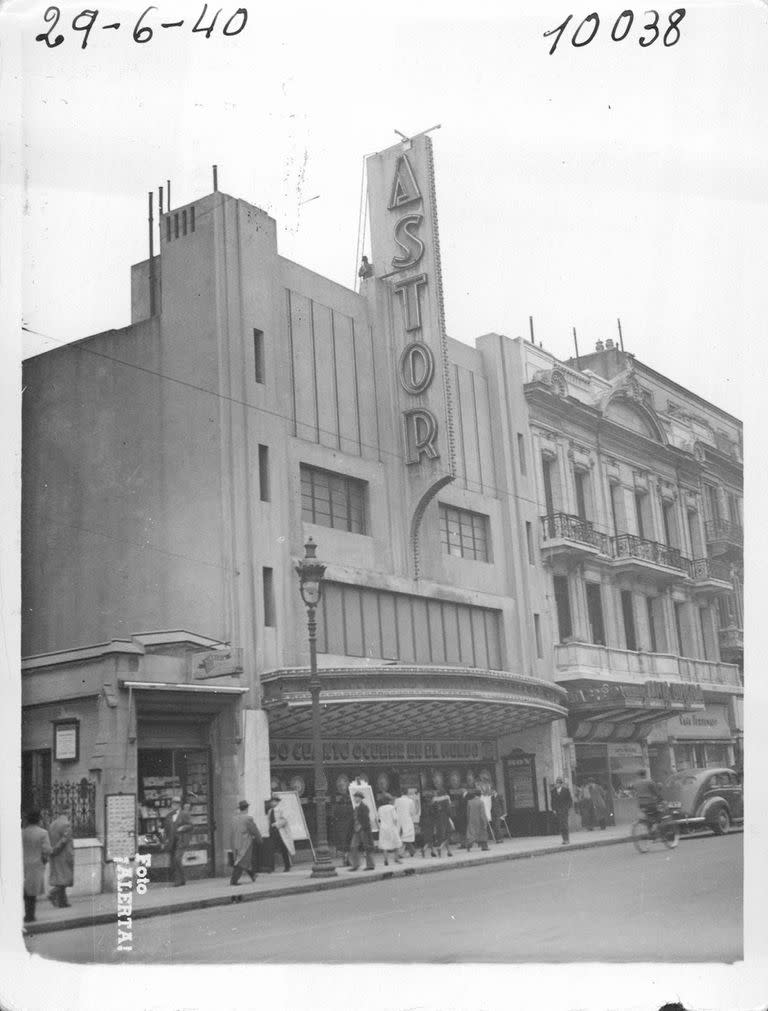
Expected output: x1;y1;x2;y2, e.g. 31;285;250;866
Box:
105;792;137;862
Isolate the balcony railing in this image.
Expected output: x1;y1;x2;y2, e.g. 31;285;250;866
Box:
718;626;743;652
688;557;732;582
612;534;687;572
705;518;743;547
555;641;742;688
540;513;612;555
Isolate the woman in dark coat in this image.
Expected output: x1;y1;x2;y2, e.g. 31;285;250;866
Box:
417;791;434;857
431;788;453;857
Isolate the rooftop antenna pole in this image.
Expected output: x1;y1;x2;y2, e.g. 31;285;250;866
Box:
572;326;581;370
166;179;172;212
213;165;218;192
148;191;156;317
617;317;625;352
529;316;535;344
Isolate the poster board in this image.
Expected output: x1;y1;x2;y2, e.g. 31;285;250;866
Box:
274;790;310;842
348;783;379;831
105;792;137;862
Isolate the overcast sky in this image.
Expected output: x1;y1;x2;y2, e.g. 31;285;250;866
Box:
4;2;767;1004
19;1;767;419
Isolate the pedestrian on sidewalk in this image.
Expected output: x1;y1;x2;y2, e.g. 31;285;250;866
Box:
377;794;402;866
588;779;609;830
164;796;193;887
266;795;294;872
456;788;470;848
416;791;434;857
230;800;263;885
576;783;594;830
348;790;375;871
551;778;573;844
47;807;75;908
465;790;491;852
22;810;51;925
490;789;506;842
394;787;416;857
431;787;453;857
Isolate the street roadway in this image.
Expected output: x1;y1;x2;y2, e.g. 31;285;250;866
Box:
28;833;741;964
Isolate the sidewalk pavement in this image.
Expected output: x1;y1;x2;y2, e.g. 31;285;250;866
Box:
25;825;634;935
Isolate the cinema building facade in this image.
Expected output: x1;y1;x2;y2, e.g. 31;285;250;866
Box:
21;135;742;886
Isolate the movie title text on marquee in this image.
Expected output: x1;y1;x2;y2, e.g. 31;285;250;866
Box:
270;739;497;766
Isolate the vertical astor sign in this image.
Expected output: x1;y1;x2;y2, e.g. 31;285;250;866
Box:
365;135;455;571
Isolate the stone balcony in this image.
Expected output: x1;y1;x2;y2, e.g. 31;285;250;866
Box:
610;533;688;583
554;641;742;691
688;556;733;598
705;518;743;559
718;626;743;665
539;513;613;564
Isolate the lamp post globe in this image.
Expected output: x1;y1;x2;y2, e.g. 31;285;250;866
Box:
295;538;336;878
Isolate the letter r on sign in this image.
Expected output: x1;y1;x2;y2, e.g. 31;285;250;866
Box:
404;409;439;464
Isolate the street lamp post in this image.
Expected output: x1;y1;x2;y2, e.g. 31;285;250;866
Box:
295;537;337;878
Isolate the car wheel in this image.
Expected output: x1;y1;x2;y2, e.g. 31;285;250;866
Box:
712;807;731;836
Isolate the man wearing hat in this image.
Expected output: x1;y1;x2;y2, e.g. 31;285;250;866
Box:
348;790;375;871
229;800;263;886
163;796;193;887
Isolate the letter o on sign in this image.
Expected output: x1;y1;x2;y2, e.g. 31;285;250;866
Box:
398;342;435;395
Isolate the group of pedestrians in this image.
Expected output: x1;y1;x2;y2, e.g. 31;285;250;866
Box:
344;784;504;871
228;795;295;886
21;807;74;924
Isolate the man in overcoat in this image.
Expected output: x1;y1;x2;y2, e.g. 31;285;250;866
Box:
48;807;75;907
22;810;52;924
348;790;375;871
163;796;193;886
267;795;294;872
229;800;263;885
550;777;573;844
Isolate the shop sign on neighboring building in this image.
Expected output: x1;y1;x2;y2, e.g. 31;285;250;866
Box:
190;647;243;680
670;704;731;740
269;738;497;766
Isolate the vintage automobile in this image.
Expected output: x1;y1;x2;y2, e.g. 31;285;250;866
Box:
662;767;743;835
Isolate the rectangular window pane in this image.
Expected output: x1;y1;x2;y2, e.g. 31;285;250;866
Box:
534;613;543;659
254;329;265;384
258;445;270;502
526;521;535;564
553;575;572;642
438;503;489;562
263;567;275;627
299;465;366;533
342;586;364;657
586;583;605;646
517;433;527;475
621;590;637;651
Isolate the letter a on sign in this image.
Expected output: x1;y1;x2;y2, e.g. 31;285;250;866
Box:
388;154;422;209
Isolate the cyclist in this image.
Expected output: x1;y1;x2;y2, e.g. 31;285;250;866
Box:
635;770;664;829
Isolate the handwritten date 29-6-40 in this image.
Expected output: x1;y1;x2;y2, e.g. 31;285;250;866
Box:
36;3;247;49
544;9;686;54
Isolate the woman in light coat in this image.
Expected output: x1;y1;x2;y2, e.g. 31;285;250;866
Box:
267;796;295;872
465;790;490;851
48;809;75;907
394;788;416;856
22;810;52;924
376;794;402;866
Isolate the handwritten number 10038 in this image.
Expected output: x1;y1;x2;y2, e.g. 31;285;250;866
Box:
36;4;247;49
544;9;686;53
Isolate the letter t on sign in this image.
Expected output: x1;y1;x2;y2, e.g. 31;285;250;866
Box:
393;274;428;332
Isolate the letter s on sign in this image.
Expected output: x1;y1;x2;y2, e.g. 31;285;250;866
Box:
392;214;424;270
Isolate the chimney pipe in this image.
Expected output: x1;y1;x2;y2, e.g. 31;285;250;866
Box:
166;179;172;212
213;165;218;192
158;185;164;216
529;316;535;344
148;191;155;317
572;326;581;370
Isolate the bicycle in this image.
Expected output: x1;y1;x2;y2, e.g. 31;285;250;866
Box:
631;803;680;853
